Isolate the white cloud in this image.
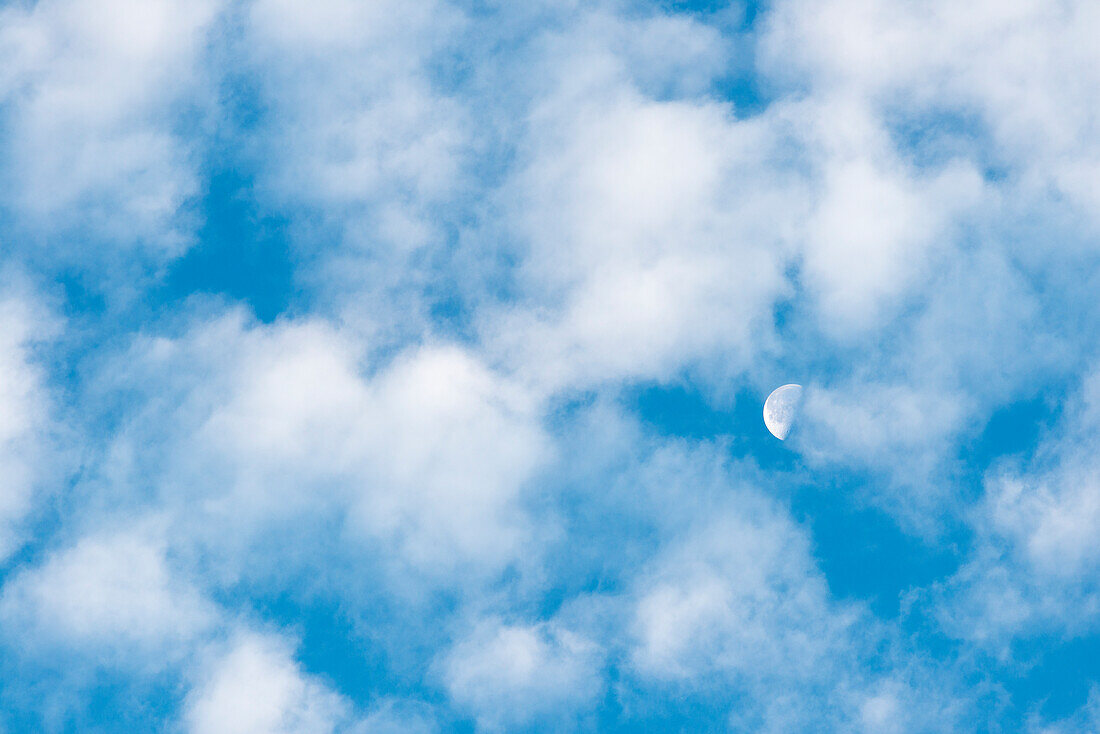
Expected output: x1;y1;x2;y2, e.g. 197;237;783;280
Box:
0;0;222;266
796;380;971;524
622;481;969;731
352;699;438;734
242;0;467;339
784;241;1065;529
91;310;548;584
764;0;1100;215
629;502;854;684
487;86;804;392
0;294;55;562
801;381;968;465
342;344;548;571
185;632;352;734
480;3;996;362
938;367;1100;643
0;523;215;662
859;690;903;734
525;9;732;101
440;619;603;731
471;2;985;400
795;98;985;333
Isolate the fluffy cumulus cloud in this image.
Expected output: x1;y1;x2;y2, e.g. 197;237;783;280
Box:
63;309;545;605
4;0;1100;731
629;506;851;684
184;632;355;734
0;0;222;272
491;89;801;391
765;0;1100;214
240;0;469;337
0;523;215;661
463;8;804;394
440;619;603;731
186;631;442;734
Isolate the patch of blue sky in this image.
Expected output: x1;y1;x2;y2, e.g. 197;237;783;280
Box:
632;381;962;616
159;167;297;324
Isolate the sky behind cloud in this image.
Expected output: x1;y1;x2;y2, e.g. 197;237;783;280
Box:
2;0;1100;731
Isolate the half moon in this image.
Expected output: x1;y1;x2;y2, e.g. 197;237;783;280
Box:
763;384;803;441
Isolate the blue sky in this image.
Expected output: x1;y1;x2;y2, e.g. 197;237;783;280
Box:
3;0;1100;731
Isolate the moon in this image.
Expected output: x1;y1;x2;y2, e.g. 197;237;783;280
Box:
763;384;803;441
